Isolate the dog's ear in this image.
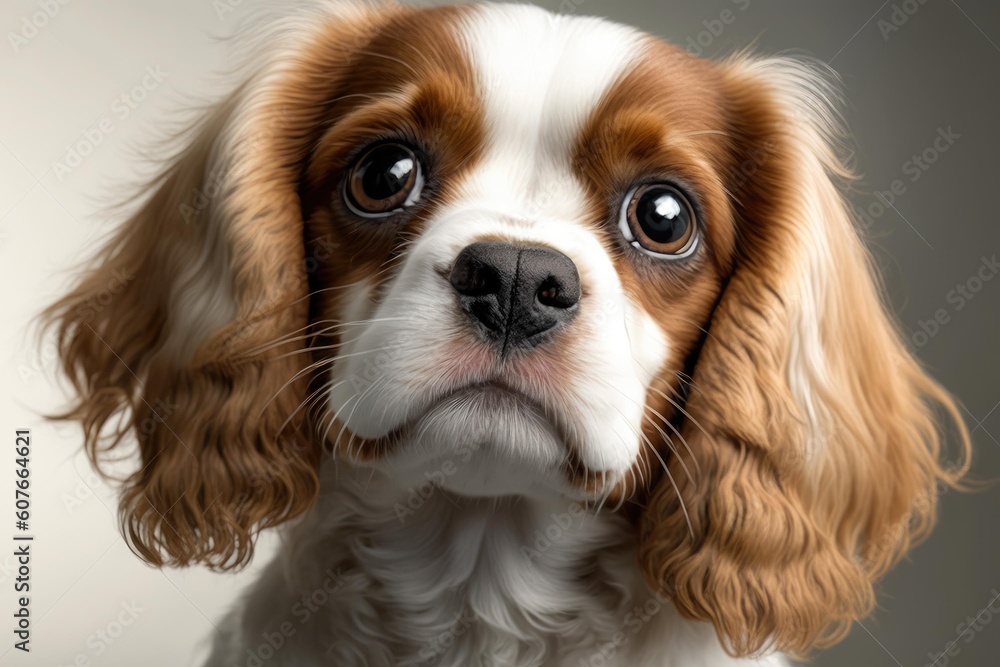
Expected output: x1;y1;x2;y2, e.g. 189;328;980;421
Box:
43;7;387;570
637;57;971;657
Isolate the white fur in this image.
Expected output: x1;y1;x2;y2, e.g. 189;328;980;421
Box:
205;465;788;667
207;5;792;666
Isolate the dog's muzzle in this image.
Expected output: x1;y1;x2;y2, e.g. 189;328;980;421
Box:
448;241;581;353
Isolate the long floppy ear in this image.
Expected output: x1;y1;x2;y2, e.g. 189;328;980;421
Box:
638;57;971;657
42;5;385;569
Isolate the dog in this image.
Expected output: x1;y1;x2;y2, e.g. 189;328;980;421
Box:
45;2;971;665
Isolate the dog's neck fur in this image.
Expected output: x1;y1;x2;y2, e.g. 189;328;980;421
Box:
207;464;786;667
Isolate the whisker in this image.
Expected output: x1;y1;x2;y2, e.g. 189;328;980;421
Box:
639;404;697;482
321;392;358;450
644;385;711;475
259;355;340;416
641;435;694;540
340;375;390;460
269;335;363;361
592;375;697;485
240;319;343;357
278;378;347;439
261;345;394;415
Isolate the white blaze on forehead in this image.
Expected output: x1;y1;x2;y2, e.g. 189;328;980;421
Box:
328;7;671;486
457;4;643;207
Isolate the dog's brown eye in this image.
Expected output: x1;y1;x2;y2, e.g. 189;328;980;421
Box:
344;142;423;217
620;183;698;258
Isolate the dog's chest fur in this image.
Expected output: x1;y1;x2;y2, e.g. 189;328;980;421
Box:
206;466;785;667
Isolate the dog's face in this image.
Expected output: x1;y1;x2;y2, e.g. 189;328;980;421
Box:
47;2;968;658
308;6;727;500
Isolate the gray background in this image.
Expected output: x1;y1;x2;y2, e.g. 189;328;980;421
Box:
0;0;997;665
565;3;1000;664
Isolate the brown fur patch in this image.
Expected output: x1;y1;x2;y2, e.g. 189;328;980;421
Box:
41;3;483;570
571;40;973;657
297;6;487;458
571;38;740;501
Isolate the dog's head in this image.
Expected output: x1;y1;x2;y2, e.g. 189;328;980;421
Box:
45;2;969;657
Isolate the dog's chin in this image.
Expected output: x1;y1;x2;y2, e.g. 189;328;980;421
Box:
368;384;573;499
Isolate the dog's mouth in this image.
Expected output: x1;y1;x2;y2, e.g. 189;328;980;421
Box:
439;379;540;410
432;380;547;419
327;378;623;498
332;378;553;454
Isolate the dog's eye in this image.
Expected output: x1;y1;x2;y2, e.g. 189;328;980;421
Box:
344;142;424;217
620;183;698;258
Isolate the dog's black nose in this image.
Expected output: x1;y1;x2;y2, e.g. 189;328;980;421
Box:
449;241;581;352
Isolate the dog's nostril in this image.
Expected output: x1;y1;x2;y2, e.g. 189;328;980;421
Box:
450;260;501;297
450;241;580;351
536;275;578;309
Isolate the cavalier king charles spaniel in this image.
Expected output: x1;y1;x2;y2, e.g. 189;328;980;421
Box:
45;2;971;665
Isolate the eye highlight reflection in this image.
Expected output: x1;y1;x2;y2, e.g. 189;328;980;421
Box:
619;183;698;258
344;142;425;218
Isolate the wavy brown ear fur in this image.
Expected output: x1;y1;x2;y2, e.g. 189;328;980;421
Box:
41;5;390;570
638;57;972;657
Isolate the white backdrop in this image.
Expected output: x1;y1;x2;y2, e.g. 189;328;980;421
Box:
1;1;280;665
